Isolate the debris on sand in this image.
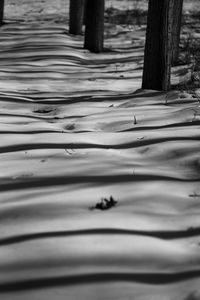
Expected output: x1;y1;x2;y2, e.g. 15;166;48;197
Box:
33;108;53;114
89;196;118;211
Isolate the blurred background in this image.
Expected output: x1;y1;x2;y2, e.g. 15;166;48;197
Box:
4;0;200;25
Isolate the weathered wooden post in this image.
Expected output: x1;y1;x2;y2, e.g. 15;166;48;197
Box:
142;0;175;91
84;0;105;53
83;0;88;25
172;0;184;64
0;0;4;25
69;0;85;35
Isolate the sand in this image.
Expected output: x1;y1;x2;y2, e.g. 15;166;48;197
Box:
0;1;200;300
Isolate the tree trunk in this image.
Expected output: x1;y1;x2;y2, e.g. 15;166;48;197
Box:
84;0;105;53
142;0;175;91
172;0;183;65
69;0;85;35
0;0;4;25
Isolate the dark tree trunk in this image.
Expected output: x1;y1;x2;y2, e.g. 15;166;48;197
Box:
172;0;183;65
142;0;175;91
84;0;105;53
0;0;4;25
69;0;85;35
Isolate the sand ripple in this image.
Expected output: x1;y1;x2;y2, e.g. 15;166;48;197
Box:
0;23;200;300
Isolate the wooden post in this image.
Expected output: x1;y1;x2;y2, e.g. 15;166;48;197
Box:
172;0;183;64
69;0;85;35
83;0;88;25
142;0;175;91
0;0;4;25
84;0;105;53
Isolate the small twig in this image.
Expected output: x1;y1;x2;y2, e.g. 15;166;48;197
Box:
64;149;72;155
192;112;197;122
189;192;200;197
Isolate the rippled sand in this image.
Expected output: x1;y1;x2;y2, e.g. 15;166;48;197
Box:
0;18;200;300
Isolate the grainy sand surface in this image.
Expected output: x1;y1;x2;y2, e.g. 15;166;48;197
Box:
0;1;200;300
